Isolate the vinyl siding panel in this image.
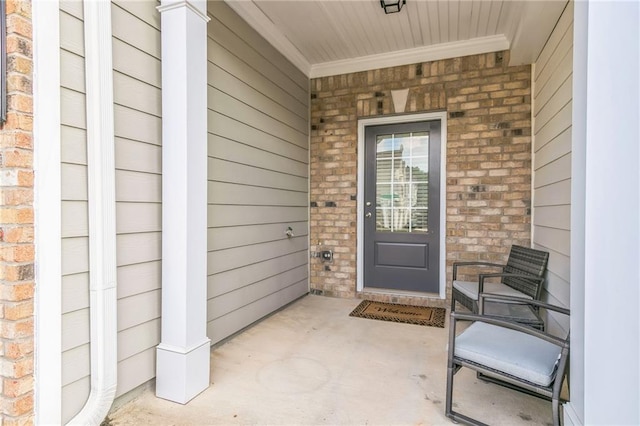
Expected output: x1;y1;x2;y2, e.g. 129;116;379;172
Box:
206;9;307;105
208;111;308;163
114;104;162;146
61;378;90;425
60;7;90;413
60;126;87;165
208;252;308;298
207;157;308;192
60;2;163;422
207;1;307;91
60;88;86;129
62;273;89;314
115;348;157;397
206;1;309;345
61;201;88;238
207;41;307;117
62;345;90;386
533;1;573;334
208;223;308;251
117;261;161;299
111;1;163;401
208;86;307;148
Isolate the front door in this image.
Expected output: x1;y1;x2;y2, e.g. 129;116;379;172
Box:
363;120;441;293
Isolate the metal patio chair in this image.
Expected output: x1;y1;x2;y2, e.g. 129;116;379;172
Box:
451;245;549;313
446;293;570;426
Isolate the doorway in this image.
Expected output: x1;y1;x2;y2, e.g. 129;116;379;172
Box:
357;112;447;298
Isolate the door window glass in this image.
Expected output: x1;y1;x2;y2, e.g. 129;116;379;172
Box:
375;131;429;232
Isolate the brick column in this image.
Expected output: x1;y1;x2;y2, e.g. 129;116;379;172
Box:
0;0;35;424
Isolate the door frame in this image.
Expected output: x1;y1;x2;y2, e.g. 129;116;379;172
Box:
356;111;447;299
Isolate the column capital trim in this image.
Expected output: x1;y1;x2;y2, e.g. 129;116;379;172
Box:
157;1;211;23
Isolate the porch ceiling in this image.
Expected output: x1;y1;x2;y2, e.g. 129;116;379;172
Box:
224;0;568;78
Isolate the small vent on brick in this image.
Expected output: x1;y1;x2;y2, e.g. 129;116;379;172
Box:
319;118;325;123
310;201;318;207
450;111;465;118
350;195;357;201
511;129;523;136
377;100;383;113
310;288;323;295
496;122;510;129
311;125;318;131
471;185;486;193
324;265;331;271
416;64;423;76
496;52;503;65
325;201;337;207
311;93;317;99
375;91;385;97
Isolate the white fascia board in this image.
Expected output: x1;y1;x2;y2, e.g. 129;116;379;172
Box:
509;0;568;66
224;0;311;76
309;35;510;78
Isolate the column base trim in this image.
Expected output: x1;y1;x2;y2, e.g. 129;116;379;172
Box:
156;338;211;404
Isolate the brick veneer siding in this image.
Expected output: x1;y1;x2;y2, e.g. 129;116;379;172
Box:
310;51;532;307
0;0;35;424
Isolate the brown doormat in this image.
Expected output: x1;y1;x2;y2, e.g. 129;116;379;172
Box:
349;300;446;328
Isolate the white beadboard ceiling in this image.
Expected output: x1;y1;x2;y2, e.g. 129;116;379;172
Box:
224;0;569;78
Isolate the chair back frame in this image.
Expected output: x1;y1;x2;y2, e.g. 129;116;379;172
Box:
502;245;549;299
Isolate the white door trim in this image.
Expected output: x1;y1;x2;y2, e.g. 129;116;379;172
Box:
356;112;447;299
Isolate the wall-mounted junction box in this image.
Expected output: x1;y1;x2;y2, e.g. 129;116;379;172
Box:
320;250;333;262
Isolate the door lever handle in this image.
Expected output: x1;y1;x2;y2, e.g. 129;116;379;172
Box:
365;212;372;218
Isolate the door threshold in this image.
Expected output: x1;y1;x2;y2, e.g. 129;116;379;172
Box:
360;287;443;300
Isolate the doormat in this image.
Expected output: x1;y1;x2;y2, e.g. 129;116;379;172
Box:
349;300;446;328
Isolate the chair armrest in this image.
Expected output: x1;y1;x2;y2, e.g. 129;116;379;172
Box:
478;293;570;316
478;273;545;295
452;261;503;280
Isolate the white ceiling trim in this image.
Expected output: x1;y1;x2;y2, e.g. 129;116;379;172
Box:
509;0;569;65
309;35;510;79
225;0;312;76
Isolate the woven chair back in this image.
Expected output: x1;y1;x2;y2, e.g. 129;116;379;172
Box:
502;245;549;299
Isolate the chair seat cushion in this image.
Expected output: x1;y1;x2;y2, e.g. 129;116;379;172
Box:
453;280;533;301
454;322;562;387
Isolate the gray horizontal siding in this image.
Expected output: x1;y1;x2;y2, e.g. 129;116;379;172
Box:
111;0;162;403
60;5;89;417
533;0;573;335
206;1;309;345
60;1;163;422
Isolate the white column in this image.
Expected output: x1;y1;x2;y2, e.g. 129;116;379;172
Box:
574;1;639;425
156;0;211;404
33;0;62;422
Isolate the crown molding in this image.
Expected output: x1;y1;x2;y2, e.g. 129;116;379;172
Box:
224;1;510;79
309;35;510;78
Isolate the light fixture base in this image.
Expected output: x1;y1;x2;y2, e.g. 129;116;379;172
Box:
380;0;406;14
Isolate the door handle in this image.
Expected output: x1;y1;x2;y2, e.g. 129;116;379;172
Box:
365;212;372;218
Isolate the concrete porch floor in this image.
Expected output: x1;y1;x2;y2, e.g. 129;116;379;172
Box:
109;295;553;425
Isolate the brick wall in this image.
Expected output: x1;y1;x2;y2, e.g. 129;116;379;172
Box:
310;51;532;307
0;0;35;424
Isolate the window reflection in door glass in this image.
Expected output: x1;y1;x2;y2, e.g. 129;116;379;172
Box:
375;132;429;233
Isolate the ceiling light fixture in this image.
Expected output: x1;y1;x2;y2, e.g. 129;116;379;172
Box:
380;0;406;14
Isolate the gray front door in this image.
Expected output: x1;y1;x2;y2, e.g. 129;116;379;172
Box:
363;120;441;293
